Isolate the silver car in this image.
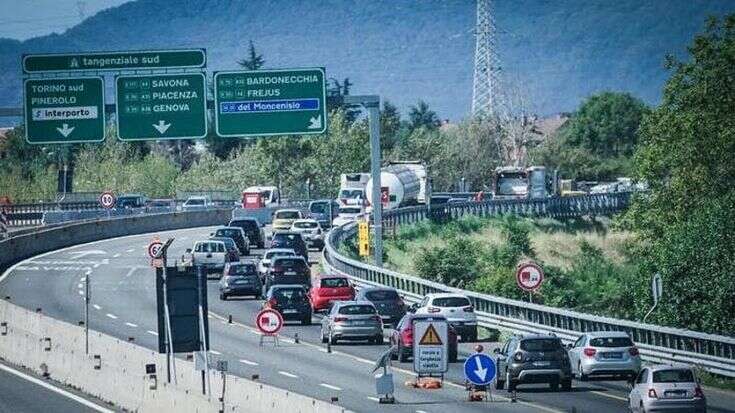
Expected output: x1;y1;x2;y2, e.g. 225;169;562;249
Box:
567;331;641;380
628;364;706;412
320;301;383;345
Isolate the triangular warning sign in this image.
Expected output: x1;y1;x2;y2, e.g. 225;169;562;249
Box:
419;324;443;345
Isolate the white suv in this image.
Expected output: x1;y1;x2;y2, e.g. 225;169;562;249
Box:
412;293;478;342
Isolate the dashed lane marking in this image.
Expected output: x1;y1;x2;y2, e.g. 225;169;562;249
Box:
239;359;259;366
147;330;158;336
93;304;101;310
125;249;135;253
367;396;380;402
278;371;298;378
320;383;342;391
125;322;138;328
105;313;117;319
113;253;121;258
591;390;628;402
210;350;222;355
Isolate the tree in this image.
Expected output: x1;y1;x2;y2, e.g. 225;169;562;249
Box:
327;77;360;121
408;100;439;131
380;100;402;152
237;40;265;70
627;15;735;335
533;92;648;180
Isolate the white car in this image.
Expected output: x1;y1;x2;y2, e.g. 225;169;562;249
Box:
411;293;478;342
258;248;297;278
332;206;364;227
190;240;227;277
182;196;211;211
290;219;325;249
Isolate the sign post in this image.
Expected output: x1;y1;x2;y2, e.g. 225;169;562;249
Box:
214;68;327;137
24;77;105;144
412;317;449;380
116;73;207;141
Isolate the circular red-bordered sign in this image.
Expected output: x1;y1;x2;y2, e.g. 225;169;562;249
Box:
516;262;544;292
256;308;283;335
98;191;116;209
148;241;164;259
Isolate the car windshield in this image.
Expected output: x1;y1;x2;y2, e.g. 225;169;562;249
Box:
262;190;272;199
149;200;170;207
339;189;363;199
589;337;633;347
195;242;224;253
274;258;305;267
294;221;318;229
520;338;563;352
273;234;300;243
229;264;256;275
217;229;239;238
338;305;375;315
653;369;695;383
186;198;205;205
276;211;300;219
211;238;235;248
231;220;257;230
321;278;349;288
433;296;470;307
265;250;295;259
365;290;400;301
339;207;361;214
310;203;330;214
273;288;306;302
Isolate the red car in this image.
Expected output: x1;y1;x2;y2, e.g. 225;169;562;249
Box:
309;275;355;312
389;314;458;363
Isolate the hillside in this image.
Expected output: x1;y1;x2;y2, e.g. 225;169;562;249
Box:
1;0;733;123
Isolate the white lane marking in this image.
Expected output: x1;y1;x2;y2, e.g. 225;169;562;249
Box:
591;390;628;402
78;291;84;295
367;396;380;402
79;277;86;282
320;383;342;391
125;249;135;253
239;359;259;366
113;253;121;258
105;313;117;319
0;363;115;413
124;267;137;277
416;410;429;413
93;304;101;310
125;322;138;328
77;283;83;289
278;371;298;378
210;350;222;355
147;330;158;336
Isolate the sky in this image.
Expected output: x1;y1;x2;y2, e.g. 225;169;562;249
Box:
0;0;131;40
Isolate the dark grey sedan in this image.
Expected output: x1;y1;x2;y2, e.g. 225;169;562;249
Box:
355;287;406;326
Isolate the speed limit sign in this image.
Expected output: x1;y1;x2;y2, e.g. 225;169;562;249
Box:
148;241;164;259
98;191;116;209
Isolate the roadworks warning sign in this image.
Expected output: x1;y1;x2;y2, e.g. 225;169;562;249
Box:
419;324;443;345
412;319;448;374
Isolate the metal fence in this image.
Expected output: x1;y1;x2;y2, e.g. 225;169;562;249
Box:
323;192;735;377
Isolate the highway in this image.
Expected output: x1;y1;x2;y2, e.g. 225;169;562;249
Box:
2;225;734;413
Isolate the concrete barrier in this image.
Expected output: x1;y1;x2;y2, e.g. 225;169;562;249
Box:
0;209;232;275
0;300;349;413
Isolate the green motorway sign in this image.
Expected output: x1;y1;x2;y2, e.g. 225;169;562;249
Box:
24;77;105;144
214;68;327;137
23;49;206;73
115;73;207;141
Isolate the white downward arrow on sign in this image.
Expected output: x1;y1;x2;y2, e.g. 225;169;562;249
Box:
307;115;322;130
56;123;75;137
152;120;171;134
474;356;487;381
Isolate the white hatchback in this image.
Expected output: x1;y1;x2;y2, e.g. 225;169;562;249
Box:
412;293;478;342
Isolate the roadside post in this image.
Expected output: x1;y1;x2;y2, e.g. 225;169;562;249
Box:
516;261;544;302
464;346;496;402
644;272;663;323
256;308;283;346
196;265;212;397
154;237;176;383
84;269;90;354
412;316;449;386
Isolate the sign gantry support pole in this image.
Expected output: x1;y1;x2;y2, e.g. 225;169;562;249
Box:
157;238;177;384
344;95;383;267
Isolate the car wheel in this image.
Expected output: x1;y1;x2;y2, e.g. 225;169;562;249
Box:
506;372;516;392
329;330;338;345
302;314;312;325
321;328;328;343
374;334;384;345
465;329;478;342
398;343;409;362
561;378;572;391
549;381;559;391
258;242;265;249
390;341;398;360
219;293;226;300
578;363;589;381
495;367;505;390
449;349;457;363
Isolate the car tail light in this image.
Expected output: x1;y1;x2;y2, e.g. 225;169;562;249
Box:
402;328;413;343
694;386;704;399
629;347;639;356
373;315;382;323
463;306;474;313
583;348;597;357
647;389;658;399
334;317;348;323
272;266;283;273
513;351;525;362
266;298;277;308
428;307;440;313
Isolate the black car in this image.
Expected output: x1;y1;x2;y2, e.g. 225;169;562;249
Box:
265;285;312;325
264;256;311;293
208;236;240;262
229;218;266;249
213;226;250;256
356;287;406;326
219;262;262;300
494;334;573;392
270;231;308;261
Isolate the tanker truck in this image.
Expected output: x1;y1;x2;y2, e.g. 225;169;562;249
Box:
364;161;427;211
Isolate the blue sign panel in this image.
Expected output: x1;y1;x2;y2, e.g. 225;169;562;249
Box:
219;98;320;114
464;353;496;386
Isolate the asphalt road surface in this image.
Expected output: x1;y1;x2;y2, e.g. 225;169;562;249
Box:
2;226;734;413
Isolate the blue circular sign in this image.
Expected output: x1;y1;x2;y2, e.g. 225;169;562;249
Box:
464;353;496;386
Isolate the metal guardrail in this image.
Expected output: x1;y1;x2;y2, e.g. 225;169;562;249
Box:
323;192;735;377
